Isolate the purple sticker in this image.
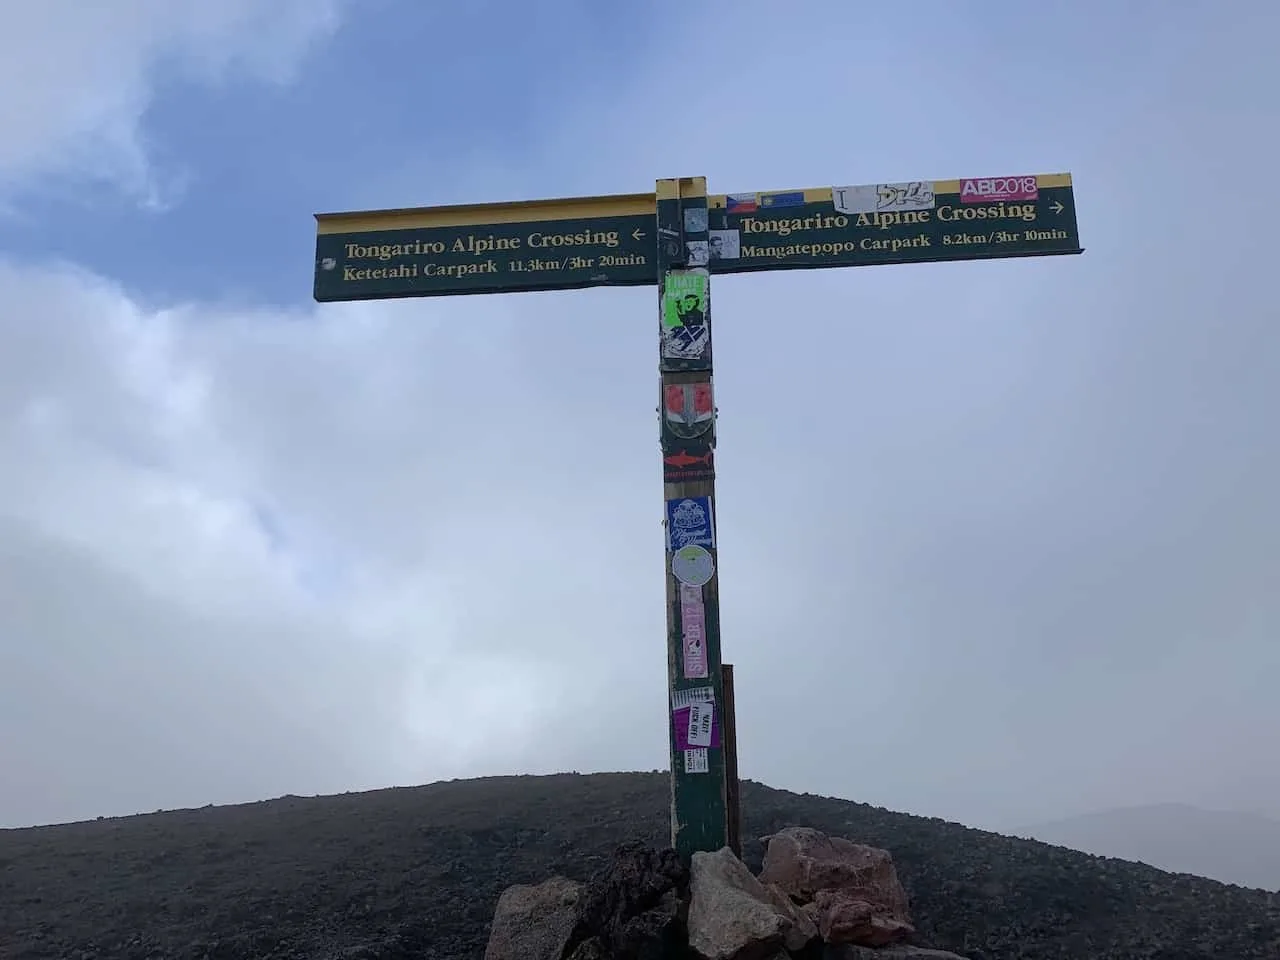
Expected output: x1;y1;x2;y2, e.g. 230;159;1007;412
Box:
673;703;720;751
959;175;1038;203
680;583;709;680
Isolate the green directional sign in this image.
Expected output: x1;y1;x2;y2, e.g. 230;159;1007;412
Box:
705;174;1081;276
314;193;657;302
314;174;1081;302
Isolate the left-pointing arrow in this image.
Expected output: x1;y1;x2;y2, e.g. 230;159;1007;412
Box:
632;228;646;241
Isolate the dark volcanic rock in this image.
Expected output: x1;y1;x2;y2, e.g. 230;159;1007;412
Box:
1;773;1278;959
564;840;689;960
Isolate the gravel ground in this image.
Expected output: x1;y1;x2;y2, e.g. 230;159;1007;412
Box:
2;772;1278;959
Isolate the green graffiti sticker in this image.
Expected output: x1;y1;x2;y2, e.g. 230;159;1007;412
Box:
661;269;710;361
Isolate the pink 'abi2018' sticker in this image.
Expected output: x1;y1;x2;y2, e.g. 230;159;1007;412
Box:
959;175;1038;203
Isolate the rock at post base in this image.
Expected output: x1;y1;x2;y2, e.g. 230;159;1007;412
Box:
813;890;914;947
487;831;967;960
759;827;914;946
565;840;689;960
483;875;582;960
761;882;819;953
565;937;610;960
688;846;806;960
822;946;969;960
759;827;911;923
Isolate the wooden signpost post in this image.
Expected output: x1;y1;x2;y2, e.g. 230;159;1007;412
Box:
314;171;1083;861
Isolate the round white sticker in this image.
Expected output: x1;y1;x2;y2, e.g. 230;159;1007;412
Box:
671;544;715;587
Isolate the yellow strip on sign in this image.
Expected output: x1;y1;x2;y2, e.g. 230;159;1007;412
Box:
319;174;1075;234
707;173;1073;207
656;177;708;201
315;192;658;235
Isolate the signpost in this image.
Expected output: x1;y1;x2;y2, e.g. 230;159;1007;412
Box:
708;175;1078;276
313;171;1083;861
315;193;657;301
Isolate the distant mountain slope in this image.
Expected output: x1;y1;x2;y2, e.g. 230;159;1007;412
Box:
1;774;1278;959
1021;803;1280;891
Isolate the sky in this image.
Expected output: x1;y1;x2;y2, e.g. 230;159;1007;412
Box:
1;0;1277;835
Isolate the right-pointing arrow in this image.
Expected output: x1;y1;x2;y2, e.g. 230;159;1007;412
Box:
1050;201;1064;214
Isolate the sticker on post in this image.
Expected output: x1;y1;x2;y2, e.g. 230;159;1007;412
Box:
661;270;709;361
687;701;714;747
685;240;709;267
759;190;805;209
680;583;709;679
673;702;719;750
832;181;935;214
725;193;757;213
684;748;709;774
666;496;714;550
960;175;1038;203
671;685;714;709
663;445;714;483
709;229;740;261
671;544;715;586
663;381;714;440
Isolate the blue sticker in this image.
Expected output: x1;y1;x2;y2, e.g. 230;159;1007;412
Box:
760;190;805;209
666;496;715;550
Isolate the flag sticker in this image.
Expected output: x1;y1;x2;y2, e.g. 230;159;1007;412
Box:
760;190;805;209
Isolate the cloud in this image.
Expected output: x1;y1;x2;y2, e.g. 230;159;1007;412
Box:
0;261;678;826
0;0;340;206
2;0;1279;834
